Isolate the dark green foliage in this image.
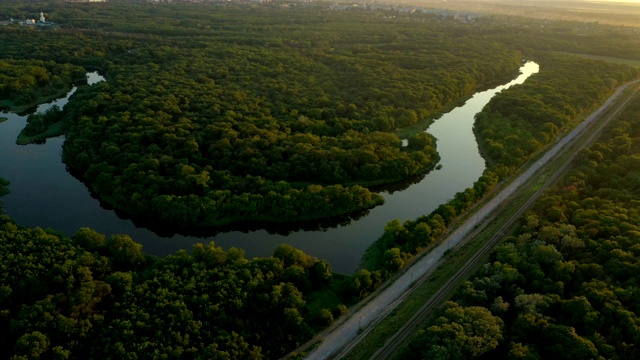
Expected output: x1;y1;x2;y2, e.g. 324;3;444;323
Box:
0;2;525;227
0;59;85;109
71;227;106;252
0;219;112;359
350;51;638;304
21;105;65;137
406;89;640;359
475;52;638;170
2;2;640;359
408;301;504;359
0;177;9;197
105;234;146;271
0;217;332;359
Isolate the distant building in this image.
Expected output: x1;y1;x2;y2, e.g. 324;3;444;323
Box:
9;12;55;27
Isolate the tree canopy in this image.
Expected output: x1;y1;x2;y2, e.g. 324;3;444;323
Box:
406;79;640;360
0;218;339;359
2;2;640;359
0;2;525;227
0;59;85;112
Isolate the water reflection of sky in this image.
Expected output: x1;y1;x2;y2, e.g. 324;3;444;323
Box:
0;64;538;274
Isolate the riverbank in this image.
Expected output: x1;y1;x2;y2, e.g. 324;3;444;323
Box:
393;66;527;142
16;120;65;145
0;85;73;115
0;177;9;196
0;63;534;274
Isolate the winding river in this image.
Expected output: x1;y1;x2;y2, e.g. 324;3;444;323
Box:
0;62;538;274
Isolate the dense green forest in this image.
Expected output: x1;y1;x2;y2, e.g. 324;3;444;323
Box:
0;217;343;359
0;178;9;197
2;3;638;228
476;52;638;174
0;59;85;112
405;85;640;360
0;2;525;226
2;168;339;360
340;53;637;303
2;1;640;359
18;105;66;145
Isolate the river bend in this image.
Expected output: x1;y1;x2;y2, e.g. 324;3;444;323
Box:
0;63;538;273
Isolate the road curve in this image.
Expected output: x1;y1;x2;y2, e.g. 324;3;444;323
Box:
302;79;640;360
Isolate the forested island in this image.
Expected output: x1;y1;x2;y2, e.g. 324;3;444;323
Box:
1;1;640;359
0;59;85;114
0;2;527;226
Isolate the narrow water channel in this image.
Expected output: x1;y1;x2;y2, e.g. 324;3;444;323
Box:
0;63;538;274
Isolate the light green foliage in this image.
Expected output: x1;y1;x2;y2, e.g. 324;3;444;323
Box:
408;90;640;359
0;60;85;110
476;52;638;169
106;234;145;270
0;177;9;197
411;301;503;360
1;2;527;227
3;2;640;359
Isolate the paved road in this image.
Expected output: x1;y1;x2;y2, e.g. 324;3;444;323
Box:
303;80;640;360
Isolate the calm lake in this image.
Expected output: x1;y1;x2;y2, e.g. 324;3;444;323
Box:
0;62;538;273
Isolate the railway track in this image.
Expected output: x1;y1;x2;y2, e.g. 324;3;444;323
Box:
367;82;640;360
297;81;639;360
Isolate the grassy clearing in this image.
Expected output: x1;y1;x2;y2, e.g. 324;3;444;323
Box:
342;85;638;360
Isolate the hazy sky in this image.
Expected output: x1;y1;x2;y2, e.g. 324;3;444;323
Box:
594;0;640;3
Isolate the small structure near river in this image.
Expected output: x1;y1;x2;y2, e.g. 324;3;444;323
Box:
4;12;54;27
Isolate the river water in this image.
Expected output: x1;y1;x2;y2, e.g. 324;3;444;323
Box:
0;63;538;274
